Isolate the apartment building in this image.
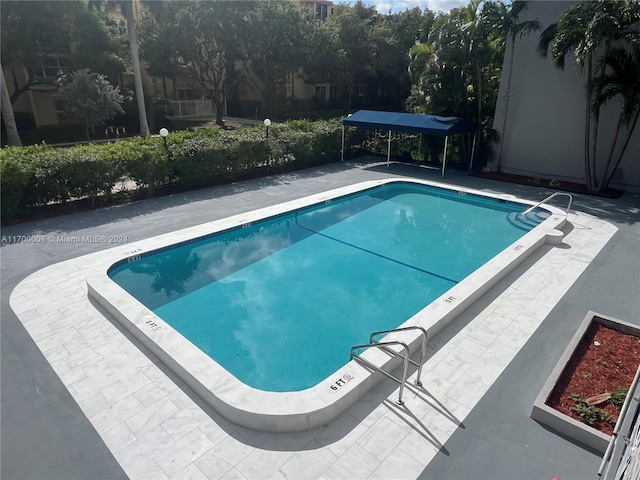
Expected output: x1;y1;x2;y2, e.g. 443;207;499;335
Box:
3;0;337;131
491;0;640;192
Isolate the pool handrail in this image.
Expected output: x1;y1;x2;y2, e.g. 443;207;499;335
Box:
350;340;410;405
517;191;573;219
369;326;428;387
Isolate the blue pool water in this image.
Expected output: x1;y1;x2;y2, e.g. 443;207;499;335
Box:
109;183;547;391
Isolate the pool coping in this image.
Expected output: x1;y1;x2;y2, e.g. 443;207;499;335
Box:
85;177;568;432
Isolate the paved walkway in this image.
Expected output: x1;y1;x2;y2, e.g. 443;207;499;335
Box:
3;159;639;480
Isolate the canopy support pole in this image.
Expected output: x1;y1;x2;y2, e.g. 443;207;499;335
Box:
442;136;449;176
340;123;345;161
386;130;392;169
469;131;477;172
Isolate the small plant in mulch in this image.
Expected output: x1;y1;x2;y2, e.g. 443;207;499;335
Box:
568;390;626;427
547;321;640;436
609;387;628;409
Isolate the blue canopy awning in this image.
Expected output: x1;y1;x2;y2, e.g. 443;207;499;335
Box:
342;110;472;137
340;110;473;174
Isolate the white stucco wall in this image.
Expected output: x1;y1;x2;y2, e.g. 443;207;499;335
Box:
491;1;640;192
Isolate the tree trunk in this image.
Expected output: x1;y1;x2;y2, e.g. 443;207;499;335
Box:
470;58;482;172
1;68;22;146
590;57;608;192
584;55;594;190
215;104;224;126
598;114;622;190
496;34;517;172
171;73;177;100
9;68;32;105
599;110;640;192
213;89;224;126
123;0;150;137
345;80;353;113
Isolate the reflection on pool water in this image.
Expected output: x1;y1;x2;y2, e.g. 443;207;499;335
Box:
109;183;549;392
88;178;566;431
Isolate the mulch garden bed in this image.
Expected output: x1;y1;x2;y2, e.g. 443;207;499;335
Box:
547;321;640;436
473;171;624;199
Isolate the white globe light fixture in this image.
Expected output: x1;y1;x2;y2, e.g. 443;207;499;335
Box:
159;127;169;148
263;118;271;138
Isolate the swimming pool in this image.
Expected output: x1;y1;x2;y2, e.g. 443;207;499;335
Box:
87;178;567;431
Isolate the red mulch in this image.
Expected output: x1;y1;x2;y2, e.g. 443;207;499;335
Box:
547;321;640;435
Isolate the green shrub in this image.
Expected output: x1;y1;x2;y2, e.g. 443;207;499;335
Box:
0;117;351;222
0;146;35;219
54;144;124;206
118;140;172;196
171;135;229;188
269;119;342;168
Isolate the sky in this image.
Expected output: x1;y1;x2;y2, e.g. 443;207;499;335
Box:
360;0;470;14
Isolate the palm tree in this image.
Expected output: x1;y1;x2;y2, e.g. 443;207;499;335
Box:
591;44;640;191
493;1;540;171
1;68;22;146
121;0;150;137
90;0;150;137
537;0;639;191
462;0;519;170
462;0;487;170
408;5;501;168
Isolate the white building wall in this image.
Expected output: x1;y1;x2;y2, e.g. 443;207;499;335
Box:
491;1;640;193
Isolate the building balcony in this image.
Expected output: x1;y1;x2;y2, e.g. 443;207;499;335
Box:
168;99;214;118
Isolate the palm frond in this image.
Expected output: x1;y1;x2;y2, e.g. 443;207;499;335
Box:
537;23;557;60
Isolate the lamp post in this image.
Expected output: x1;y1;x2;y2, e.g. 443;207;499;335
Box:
263;118;271;139
159;127;169;149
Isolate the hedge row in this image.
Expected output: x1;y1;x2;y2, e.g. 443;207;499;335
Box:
1;118;361;221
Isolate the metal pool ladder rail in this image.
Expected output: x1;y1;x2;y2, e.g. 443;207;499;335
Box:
518;192;573;218
350;326;428;405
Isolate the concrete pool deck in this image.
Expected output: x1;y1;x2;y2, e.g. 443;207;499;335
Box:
2;158;639;479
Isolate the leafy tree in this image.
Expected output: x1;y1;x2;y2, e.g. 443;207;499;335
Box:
88;0;151;137
80;4;130;86
325;1;380;111
138;1;181;100
407;1;526;169
408;7;477;163
538;0;640;191
2;1;79;103
1;1;124;103
238;0;316;117
1;0;123;144
366;8;435;110
461;0;499;168
161;0;251;125
409;23;464;116
58;69;124;140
